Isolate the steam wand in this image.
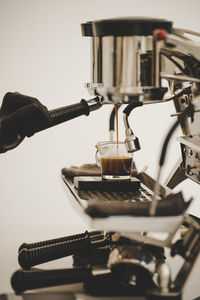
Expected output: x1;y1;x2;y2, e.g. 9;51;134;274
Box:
123;102;143;153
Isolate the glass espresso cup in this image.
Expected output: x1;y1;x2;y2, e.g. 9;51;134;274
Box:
95;141;133;180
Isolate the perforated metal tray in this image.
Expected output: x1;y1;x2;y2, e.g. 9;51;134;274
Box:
61;173;185;238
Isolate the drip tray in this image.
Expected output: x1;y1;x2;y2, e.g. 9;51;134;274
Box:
61;174;185;237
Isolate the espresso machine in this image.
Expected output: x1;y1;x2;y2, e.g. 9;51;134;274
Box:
11;18;200;300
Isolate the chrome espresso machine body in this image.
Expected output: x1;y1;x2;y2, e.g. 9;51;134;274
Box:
12;18;200;300
77;18;200;299
82;17;200;188
82;17;171;103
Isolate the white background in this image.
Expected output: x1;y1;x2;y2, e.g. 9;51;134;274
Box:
0;0;200;293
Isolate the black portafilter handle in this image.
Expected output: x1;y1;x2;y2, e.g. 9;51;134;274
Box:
29;96;102;136
11;267;92;294
18;232;86;253
18;230;101;252
18;233;92;270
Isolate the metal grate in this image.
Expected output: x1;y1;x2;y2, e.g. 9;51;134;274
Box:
65;177;152;203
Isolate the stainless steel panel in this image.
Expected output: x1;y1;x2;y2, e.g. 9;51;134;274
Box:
87;36;164;102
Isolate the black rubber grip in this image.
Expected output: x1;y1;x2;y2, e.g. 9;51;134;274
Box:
18;234;91;270
18;231;88;252
31;99;90;135
11;267;92;294
49;100;90;125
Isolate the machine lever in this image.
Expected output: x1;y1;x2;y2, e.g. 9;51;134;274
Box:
18;232;108;270
18;230;101;252
27;96;102;136
11;267;93;294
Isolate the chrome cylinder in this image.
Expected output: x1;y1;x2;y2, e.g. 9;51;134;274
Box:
87;36;164;103
82;17;172;103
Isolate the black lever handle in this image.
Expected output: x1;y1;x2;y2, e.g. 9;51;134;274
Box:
18;232;86;253
11;267;92;294
18;233;92;270
28;99;89;136
28;96;101;136
18;230;102;253
48;100;90;125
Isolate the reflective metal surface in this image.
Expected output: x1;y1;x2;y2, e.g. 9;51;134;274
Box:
87;36;166;103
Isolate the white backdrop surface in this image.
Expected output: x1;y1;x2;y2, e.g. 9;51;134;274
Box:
0;0;200;293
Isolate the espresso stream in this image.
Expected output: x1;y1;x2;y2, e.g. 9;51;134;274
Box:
101;105;132;177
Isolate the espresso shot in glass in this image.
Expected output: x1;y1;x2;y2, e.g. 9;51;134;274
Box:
95;142;133;180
